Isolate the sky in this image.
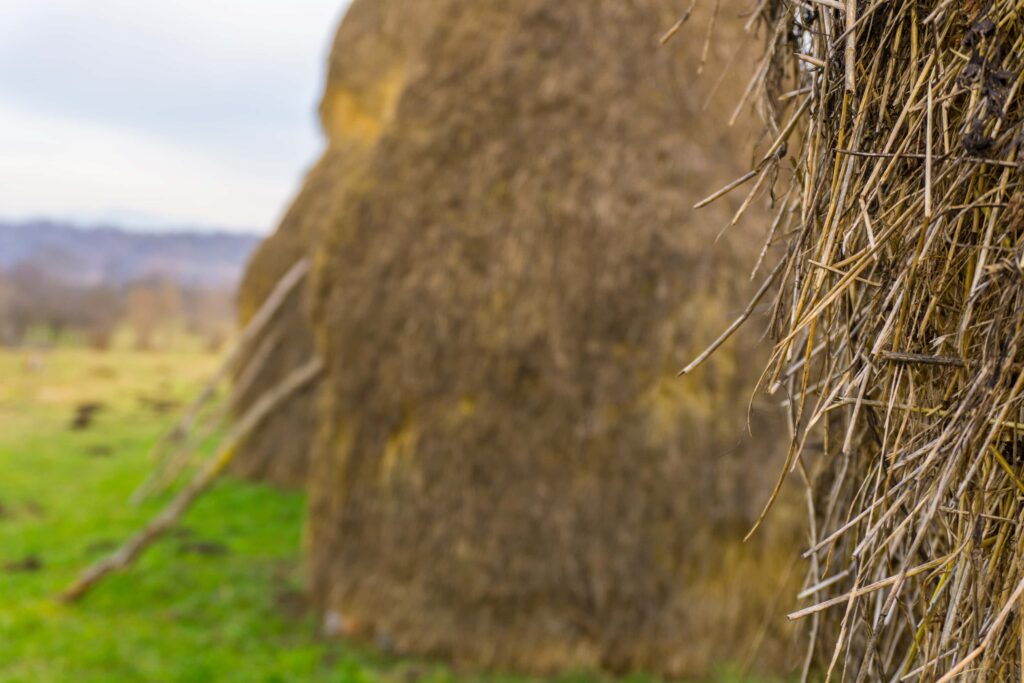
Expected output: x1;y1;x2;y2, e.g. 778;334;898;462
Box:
0;0;350;233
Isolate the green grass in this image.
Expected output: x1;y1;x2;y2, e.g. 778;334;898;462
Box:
0;349;771;683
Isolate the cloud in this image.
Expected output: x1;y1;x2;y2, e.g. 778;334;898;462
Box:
0;0;348;231
0;102;288;231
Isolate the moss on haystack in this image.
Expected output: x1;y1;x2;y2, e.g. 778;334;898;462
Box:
302;0;800;676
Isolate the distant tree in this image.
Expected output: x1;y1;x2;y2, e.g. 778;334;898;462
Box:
0;264;236;351
183;286;234;352
125;277;184;350
5;262;78;343
79;285;123;350
0;271;16;345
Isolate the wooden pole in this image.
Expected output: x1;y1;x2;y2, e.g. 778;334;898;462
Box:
62;357;323;603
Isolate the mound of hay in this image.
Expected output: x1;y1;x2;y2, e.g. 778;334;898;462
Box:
712;0;1024;678
304;0;800;676
231;196;320;486
231;2;436;486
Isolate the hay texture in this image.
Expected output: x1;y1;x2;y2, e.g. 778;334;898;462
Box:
231;1;435;486
711;0;1024;679
305;0;799;676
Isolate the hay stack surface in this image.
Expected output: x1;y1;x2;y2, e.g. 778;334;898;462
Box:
232;1;438;486
717;0;1024;678
306;0;799;675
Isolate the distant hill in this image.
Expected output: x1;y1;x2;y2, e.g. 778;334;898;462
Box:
0;220;259;289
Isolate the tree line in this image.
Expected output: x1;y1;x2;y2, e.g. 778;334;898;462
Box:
0;262;235;351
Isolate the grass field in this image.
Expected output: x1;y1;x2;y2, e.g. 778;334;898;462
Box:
0;348;776;683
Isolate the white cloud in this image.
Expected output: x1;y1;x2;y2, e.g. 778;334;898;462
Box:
0;102;291;231
0;0;349;231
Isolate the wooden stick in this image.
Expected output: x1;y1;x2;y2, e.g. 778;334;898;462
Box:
135;325;287;501
62;357;324;603
133;258;310;503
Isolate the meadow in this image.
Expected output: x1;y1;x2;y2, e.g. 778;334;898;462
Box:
0;348;776;682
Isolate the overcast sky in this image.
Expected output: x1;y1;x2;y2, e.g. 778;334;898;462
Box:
0;0;350;233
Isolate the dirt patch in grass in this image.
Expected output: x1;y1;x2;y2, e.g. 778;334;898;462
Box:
69;401;105;430
5;554;44;573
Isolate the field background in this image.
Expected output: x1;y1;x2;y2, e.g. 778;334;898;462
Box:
0;348;777;682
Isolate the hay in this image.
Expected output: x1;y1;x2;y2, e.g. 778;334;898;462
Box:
304;0;801;676
699;0;1024;678
230;184;323;487
230;1;436;486
134;258;310;501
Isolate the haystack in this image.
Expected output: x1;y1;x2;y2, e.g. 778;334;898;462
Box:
303;0;800;675
702;0;1024;678
231;206;319;487
232;1;437;486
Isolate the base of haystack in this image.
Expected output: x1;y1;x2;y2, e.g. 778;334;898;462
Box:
227;386;317;488
313;532;800;678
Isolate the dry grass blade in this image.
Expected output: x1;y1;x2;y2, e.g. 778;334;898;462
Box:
660;0;699;44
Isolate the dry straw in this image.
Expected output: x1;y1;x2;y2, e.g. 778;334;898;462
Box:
688;0;1024;679
301;0;802;676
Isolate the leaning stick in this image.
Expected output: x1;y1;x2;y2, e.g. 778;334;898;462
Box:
133;258;310;503
62;357;324;603
134;325;286;501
